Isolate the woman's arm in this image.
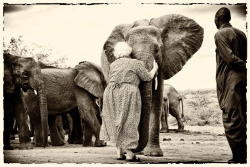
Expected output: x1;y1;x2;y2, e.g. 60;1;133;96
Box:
135;60;158;81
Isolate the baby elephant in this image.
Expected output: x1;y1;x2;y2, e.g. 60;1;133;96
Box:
160;84;184;133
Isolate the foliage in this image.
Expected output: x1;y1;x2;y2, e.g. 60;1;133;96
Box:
4;35;68;68
168;89;222;126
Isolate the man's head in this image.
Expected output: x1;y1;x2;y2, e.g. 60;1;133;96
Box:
215;7;231;29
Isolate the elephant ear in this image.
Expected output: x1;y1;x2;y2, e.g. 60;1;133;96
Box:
103;24;133;63
150;14;204;79
74;61;106;98
3;53;18;93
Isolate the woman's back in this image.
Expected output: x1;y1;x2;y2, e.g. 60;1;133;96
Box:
109;58;151;86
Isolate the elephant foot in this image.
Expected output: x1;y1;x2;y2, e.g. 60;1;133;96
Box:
4;145;14;150
51;140;65;146
83;140;94;147
34;139;49;147
144;145;163;157
19;142;33;150
177;128;185;132
34;141;43;147
160;128;169;133
94;140;107;147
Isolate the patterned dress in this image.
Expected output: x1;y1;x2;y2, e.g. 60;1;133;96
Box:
100;57;152;149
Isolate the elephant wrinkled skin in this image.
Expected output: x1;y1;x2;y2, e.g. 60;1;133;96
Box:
4;53;47;149
101;14;203;156
21;61;106;147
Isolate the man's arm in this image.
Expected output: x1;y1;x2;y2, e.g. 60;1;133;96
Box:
215;34;246;68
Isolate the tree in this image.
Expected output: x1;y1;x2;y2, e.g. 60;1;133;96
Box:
4;35;68;68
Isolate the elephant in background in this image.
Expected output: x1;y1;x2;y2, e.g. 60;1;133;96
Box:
101;14;203;156
26;62;82;145
4;53;48;149
160;84;184;133
21;61;107;147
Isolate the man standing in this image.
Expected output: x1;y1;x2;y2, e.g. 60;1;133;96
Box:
214;7;247;163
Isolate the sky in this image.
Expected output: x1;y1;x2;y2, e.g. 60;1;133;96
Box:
3;3;247;90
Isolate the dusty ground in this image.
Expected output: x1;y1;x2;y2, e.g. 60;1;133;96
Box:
3;125;232;164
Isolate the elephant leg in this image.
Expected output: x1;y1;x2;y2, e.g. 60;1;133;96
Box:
9;112;15;140
176;116;184;132
75;90;106;147
82;120;94;146
172;110;184;132
32;120;44;147
26;99;44;147
4;98;13;150
28;110;47;147
68;108;83;144
56;115;65;140
4;114;13;150
65;114;73;143
14;92;33;149
48;115;65;146
160;105;169;133
4;93;15;150
170;106;184;132
144;77;163;156
79;107;106;147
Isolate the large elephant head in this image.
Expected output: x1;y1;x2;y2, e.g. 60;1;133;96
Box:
101;14;203;152
4;53;48;147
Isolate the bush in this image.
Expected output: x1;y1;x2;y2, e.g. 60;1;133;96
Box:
180;89;222;126
4;35;68;68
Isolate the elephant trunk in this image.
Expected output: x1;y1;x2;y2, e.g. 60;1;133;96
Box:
132;81;152;153
36;81;48;147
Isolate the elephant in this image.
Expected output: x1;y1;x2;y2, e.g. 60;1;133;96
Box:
101;14;203;156
160;84;184;133
36;61;82;144
4;53;47;149
21;61;107;147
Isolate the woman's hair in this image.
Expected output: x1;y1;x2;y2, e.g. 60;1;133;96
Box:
113;42;132;59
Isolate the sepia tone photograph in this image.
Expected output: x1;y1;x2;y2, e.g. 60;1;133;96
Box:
2;1;247;165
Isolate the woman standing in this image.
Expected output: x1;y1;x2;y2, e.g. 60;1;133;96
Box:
100;42;158;162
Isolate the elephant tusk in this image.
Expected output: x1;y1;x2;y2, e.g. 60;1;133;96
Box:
34;90;37;95
154;77;158;90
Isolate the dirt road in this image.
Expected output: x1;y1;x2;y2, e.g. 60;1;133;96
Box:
3;125;231;164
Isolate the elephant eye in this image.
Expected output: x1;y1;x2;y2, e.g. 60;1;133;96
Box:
154;45;160;54
22;70;30;78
